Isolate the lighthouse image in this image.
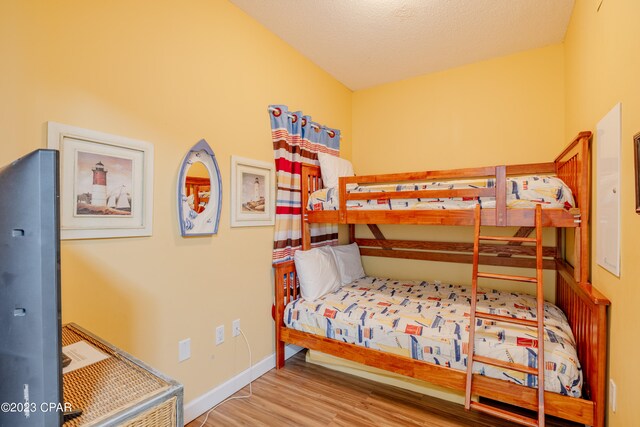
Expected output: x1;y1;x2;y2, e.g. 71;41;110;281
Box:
254;177;260;202
91;161;108;206
76;151;133;216
241;172;266;212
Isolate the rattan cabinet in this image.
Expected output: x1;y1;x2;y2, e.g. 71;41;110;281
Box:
62;323;183;427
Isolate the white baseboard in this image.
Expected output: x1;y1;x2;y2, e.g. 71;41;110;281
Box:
183;344;303;424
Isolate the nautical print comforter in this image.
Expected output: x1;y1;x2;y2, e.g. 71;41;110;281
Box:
307;175;575;211
284;276;582;396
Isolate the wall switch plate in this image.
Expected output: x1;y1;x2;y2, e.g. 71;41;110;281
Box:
178;338;191;362
610;379;617;412
216;325;224;345
232;319;240;337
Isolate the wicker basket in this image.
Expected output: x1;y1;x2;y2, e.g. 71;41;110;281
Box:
62;324;182;427
120;397;177;427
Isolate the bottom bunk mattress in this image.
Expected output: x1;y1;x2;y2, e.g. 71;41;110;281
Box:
284;276;582;397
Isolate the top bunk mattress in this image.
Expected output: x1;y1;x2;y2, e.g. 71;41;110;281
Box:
284;276;582;397
307;175;575;212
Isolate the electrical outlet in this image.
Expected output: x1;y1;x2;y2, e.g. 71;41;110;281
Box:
232;319;240;337
215;325;224;345
610;379;617;412
178;338;191;362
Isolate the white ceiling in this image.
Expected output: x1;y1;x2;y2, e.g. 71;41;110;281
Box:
229;0;575;90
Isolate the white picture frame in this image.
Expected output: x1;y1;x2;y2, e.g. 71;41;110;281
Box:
595;103;621;277
231;156;275;227
47;122;154;240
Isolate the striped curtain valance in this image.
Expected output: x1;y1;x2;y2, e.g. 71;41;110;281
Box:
269;105;340;263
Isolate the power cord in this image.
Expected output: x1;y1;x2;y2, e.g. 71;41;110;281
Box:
196;328;253;427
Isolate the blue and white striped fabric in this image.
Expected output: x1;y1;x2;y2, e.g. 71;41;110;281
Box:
269;105;341;263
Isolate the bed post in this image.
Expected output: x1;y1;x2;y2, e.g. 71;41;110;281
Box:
302;222;311;250
338;176;348;223
578;133;591;286
273;260;297;369
301;163;323;250
494;165;507;226
348;224;356;244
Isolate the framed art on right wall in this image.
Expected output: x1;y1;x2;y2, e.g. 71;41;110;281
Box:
596;103;621;277
635;132;640;213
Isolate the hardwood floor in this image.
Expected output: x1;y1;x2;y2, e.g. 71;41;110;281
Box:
187;350;581;427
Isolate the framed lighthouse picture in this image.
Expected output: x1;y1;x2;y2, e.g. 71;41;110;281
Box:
230;156;275;227
47;122;154;239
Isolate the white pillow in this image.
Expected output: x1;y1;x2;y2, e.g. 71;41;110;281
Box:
330;243;366;285
317;152;354;188
294;246;341;301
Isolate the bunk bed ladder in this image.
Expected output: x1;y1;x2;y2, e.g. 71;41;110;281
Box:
465;204;546;427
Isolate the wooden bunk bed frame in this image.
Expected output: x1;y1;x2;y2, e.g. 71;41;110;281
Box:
184;176;211;214
273;132;610;426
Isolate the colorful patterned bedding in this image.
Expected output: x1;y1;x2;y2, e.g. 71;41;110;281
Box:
284;276;582;397
307;175;575;211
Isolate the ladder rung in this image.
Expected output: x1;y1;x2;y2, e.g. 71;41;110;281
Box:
469;401;539;427
477;272;538;283
472;355;539;375
478;235;537;243
468;204;545;427
476;312;539;328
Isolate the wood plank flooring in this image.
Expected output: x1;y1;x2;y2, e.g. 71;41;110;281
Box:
187;350;581;427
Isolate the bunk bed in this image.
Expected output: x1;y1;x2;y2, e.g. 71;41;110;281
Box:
184;176;210;214
273;132;610;426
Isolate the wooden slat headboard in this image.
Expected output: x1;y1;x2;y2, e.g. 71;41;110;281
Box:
301;163;322;211
555;261;609;426
554;131;592;285
301;163;324;250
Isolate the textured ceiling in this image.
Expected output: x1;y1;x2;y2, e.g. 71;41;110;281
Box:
229;0;575;90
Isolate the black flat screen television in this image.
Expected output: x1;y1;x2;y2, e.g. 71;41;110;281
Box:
0;149;64;426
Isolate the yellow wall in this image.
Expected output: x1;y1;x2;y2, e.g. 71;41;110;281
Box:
0;0;351;404
564;0;640;424
353;44;565;174
352;45;565;300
